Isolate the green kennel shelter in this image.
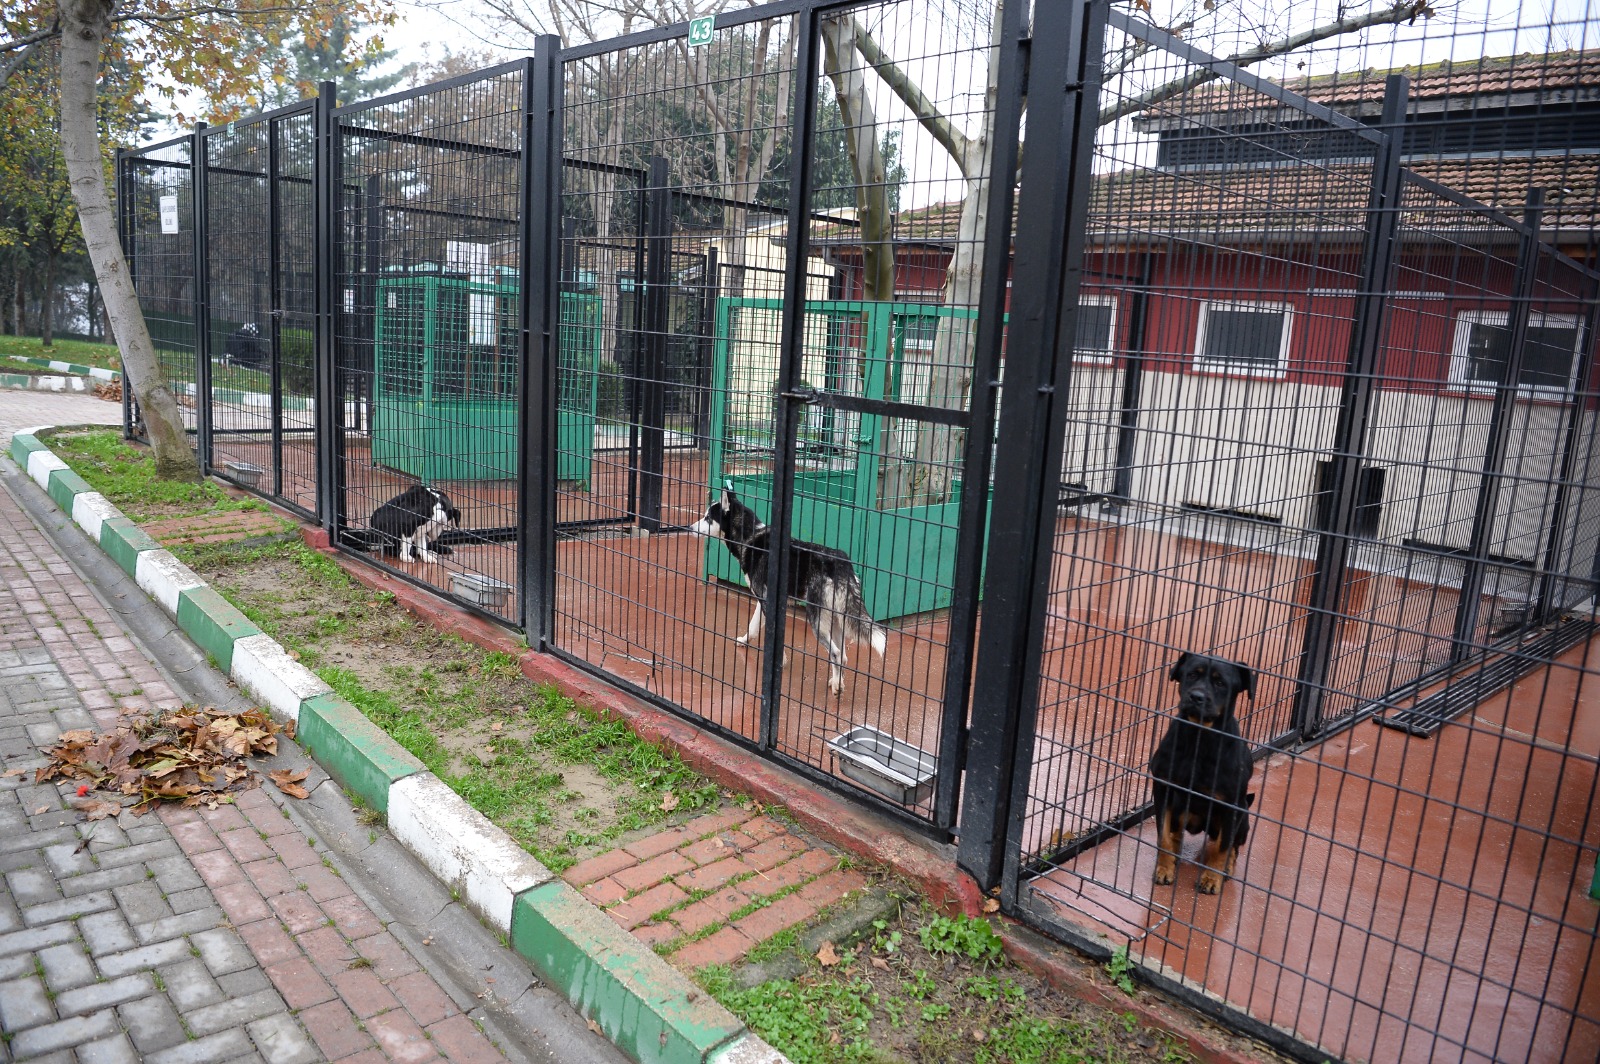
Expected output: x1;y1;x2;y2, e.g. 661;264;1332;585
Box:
372;270;602;483
705;298;991;622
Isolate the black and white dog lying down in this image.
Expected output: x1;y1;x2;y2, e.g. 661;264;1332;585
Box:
690;488;887;695
344;486;461;565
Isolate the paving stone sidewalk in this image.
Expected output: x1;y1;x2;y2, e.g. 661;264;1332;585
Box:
0;475;511;1063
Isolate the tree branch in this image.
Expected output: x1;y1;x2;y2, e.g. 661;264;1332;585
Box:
0;37;46;89
850;17;973;173
1099;2;1433;126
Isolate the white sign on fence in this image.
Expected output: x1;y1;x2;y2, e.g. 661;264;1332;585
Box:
688;15;715;47
159;195;180;234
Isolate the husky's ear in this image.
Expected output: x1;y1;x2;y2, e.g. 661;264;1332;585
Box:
721;487;737;510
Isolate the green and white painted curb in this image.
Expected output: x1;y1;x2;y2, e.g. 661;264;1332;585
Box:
0;357;119;391
6;427;788;1064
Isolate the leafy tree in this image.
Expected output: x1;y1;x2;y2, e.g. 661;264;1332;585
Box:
216;14;415;115
2;0;390;481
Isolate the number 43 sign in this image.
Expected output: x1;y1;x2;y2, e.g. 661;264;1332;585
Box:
687;15;715;47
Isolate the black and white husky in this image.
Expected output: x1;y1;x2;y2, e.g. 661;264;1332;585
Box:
690;488;887;695
344;486;461;565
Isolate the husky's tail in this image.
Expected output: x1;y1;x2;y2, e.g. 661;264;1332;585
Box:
840;576;889;657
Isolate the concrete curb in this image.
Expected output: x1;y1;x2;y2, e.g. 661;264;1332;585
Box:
1;355;121;380
5;427;788;1064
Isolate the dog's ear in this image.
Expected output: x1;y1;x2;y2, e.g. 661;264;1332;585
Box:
720;487;735;510
1232;661;1256;700
1168;652;1193;683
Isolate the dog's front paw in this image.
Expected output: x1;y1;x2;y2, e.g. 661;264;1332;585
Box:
418;549;439;565
1197;869;1225;894
828;674;843;696
735;635;750;646
1152;857;1176;886
435;544;454;556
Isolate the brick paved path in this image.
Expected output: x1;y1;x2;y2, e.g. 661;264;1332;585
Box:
0;474;512;1062
0;391;120;446
561;809;868;971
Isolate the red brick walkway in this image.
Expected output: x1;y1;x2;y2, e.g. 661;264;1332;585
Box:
562;807;867;970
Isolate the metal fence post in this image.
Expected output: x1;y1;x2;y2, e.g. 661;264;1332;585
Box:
1535;285;1600;618
931;0;1030;832
267;117;284;499
956;0;1110;891
1452;188;1548;657
191;124;214;473
115;148;134;439
761;5;822;752
1290;74;1410;738
638;156;672;533
1107;252;1155;507
314;81;340;533
520;36;563;647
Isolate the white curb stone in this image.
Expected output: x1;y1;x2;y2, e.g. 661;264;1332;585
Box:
708;1034;791;1064
89;367;118;381
387;773;555;934
135;550;207;615
71;492;121;543
230;634;329;723
26;450;67;489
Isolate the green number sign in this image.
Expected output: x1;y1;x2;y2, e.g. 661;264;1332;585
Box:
688;15;715;47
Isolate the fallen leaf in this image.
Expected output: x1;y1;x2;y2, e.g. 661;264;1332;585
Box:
70;798;124;821
33;805;48;815
489;721;502;732
870;956;889;970
660;791;679;813
972;1029;988;1043
981;897;1000;914
3;767;28;777
587;1020;603;1036
817;941;840;967
269;768;311;800
422;937;433;946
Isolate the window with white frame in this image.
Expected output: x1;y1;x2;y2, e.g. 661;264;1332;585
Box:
1074;296;1117;363
1450;310;1583;395
1194;300;1293;374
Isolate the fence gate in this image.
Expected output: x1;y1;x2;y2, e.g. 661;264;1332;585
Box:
329;64;528;625
200;105;320;518
966;4;1600;1061
120;138;199;440
545;0;1018;832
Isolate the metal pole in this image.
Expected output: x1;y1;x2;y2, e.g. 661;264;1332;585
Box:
1534;287;1600;619
956;0;1110;892
1290;74;1410;739
697;245;720;447
268;117;284;499
760;6;822;752
115;148;134;439
520;37;563;647
192;124;213;473
931;0;1030;833
314;81;340;532
1452;189;1548;657
1107;251;1155;507
638;156;672;533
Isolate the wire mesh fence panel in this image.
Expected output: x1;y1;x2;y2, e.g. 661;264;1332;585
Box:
275;112;319;517
205;120;275;492
1003;5;1600;1062
123;141;199;439
552;12;806;742
332;66;525;622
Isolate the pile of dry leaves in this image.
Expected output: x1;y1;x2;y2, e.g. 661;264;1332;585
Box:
33;705;309;818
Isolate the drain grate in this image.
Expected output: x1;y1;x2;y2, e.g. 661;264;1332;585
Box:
1377;618;1597;737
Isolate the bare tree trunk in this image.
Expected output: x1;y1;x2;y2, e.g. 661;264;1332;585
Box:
822;17;893;304
40;250;56;347
14;272;25;336
57;0;197;480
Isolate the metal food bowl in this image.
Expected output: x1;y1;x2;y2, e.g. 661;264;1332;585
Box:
826;725;936;807
450;572;512;611
222;461;265;489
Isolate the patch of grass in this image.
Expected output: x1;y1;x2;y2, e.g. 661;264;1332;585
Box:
319;666;449;776
1106;944;1137;995
744;926;799;964
919;913;1004;968
49;430;263;522
0;334;121;370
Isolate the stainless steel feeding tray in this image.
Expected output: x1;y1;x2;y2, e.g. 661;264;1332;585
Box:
222;461;265;488
450;573;512;611
826;726;937;806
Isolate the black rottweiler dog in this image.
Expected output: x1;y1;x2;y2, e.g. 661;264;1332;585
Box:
1148;653;1256;895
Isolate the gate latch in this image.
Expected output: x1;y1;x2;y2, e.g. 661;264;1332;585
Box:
779;387;822;405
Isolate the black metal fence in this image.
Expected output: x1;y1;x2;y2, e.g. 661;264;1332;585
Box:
119;2;1600;1059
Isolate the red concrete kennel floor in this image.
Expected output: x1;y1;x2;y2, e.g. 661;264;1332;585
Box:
1030;634;1600;1064
211;429;1600;1061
